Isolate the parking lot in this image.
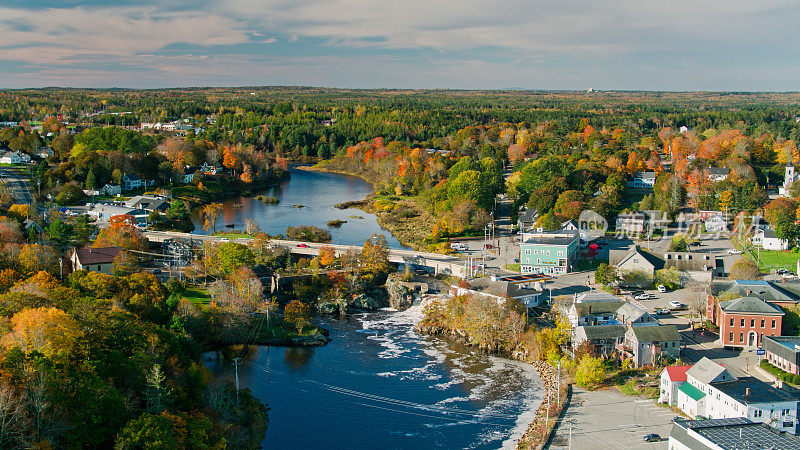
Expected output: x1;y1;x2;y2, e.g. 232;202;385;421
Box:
549;387;674;449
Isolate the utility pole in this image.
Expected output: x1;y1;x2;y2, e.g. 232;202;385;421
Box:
545;387;550;431
232;357;241;403
568;419;573;449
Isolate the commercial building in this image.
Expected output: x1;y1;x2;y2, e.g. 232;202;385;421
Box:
669;417;800;450
659;365;691;406
519;229;579;275
675;357;798;434
70;246;122;274
763;336;800;375
714;296;784;348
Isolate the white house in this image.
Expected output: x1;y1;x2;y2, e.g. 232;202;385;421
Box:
706;167;730;182
122;174;143;191
753;228;789;250
201;162;223;175
627;171;656;189
676;357;798;434
779;164;800;197
704;214;728;232
659;365;691;406
98;184;121;196
70;246;122;275
0;151;31;164
452;277;544;308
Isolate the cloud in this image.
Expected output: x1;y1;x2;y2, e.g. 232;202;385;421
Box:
0;0;798;89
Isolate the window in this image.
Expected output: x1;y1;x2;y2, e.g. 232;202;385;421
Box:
557;250;564;256
740;333;744;343
729;332;733;342
761;319;765;328
525;258;530;264
524;249;531;255
730;318;734;327
741;318;745;327
772;319;776;328
537;258;541;264
534;250;538;255
546;250;551;256
751;318;755;327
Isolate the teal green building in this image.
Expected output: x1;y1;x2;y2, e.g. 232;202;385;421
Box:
519;230;580;275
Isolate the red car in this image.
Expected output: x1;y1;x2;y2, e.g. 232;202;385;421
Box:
296;243;309;248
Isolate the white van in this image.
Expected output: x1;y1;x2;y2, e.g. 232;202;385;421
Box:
450;242;468;251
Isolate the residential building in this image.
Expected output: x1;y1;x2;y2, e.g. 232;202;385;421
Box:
706;167;731;182
713;296;784;348
615;211;647;234
572;324;627;356
669;418;800;450
98;183;121;196
182;167;197;183
122;174;143;191
201;162;223;175
610;246;721;285
573;290;624;303
23;218;44;234
704;214;728;232
453;277;544;308
560;219;589;244
516;206;538;232
519;229;579;275
658;365;691;406
616;302;659;327
779;164;799;197
0;151;31;164
617;324;681;367
609;246;662;285
124;195;170;212
627;171;656;189
763;336;800;375
754;227;789;250
70;246;122;274
566;301;626;327
676;357;798;433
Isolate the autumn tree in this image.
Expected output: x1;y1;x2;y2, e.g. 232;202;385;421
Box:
113;250;140;277
730;258;761;279
283;300;312;334
317;245;336;267
202;203;223;233
1;307;83;358
360;236;390;274
93;220;146;251
0;217;23;244
574;354;605;390
18;243;60;275
240;163;253;183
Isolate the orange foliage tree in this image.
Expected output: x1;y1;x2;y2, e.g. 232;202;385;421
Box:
93;220;146;251
1;306;83;358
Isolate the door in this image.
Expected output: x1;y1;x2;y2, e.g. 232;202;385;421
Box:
748;331;757;347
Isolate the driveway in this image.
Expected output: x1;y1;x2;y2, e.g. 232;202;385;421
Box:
549;387;674;449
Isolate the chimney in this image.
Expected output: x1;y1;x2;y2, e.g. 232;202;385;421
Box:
745;387;751;397
746;290;751;295
588;305;592;314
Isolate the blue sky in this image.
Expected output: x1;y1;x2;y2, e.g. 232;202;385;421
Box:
0;0;797;90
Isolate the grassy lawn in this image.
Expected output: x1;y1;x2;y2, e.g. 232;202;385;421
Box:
575;259;603;271
504;263;521;272
183;286;212;305
755;250;800;272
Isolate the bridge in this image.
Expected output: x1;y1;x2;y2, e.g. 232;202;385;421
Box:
142;230;470;277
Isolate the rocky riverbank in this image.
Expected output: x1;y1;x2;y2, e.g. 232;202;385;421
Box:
415;323;570;449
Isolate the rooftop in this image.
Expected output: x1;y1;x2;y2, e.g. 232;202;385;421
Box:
576;324;627;341
671;417;800;450
575;291;623;303
712;376;797;404
74;246;122;265
466;277;542;299
572;301;626;317
687;357;729;385
720;296;784;316
709;279;799;304
630;324;681;342
678;382;706;401
664;365;691;382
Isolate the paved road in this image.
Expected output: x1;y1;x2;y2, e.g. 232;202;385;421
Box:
0;167;33;204
549;388;674;449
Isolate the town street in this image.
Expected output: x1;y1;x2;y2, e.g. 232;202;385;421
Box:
0;167;33;204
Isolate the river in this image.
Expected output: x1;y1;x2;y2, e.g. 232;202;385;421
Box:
205;303;543;449
191;168;406;248
199;168;542;448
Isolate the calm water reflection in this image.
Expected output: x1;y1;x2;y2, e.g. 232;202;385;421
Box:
191;169;406;248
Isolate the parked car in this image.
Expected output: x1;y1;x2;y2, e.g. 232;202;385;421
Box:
634;293;651;300
727;249;743;254
782;272;796;279
655;308;670;315
483;243;494;249
657;284;667;293
643;433;661;443
669;300;684;309
296;243;309;248
219;238;230;242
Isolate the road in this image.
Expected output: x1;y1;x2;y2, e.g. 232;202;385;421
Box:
0;167;34;204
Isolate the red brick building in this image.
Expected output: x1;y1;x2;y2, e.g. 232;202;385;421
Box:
715;296;784;348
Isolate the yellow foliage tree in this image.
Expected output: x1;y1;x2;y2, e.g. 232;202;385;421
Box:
2;307;83;357
317;245;336;267
18;243;60;275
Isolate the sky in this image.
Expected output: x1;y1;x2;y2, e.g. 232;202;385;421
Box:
0;0;797;90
